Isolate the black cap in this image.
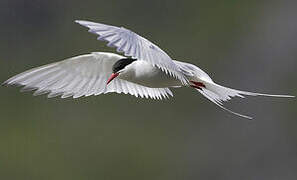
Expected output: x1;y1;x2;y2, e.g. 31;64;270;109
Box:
112;58;137;73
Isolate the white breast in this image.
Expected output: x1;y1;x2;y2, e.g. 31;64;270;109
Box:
118;61;183;88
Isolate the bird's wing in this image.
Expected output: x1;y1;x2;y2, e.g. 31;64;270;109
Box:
75;20;188;85
3;52;173;99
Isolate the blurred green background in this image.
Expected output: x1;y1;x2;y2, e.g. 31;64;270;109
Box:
0;0;296;179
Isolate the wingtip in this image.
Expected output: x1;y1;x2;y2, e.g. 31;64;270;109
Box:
75;20;95;25
1;81;8;86
75;20;84;24
1;79;13;87
75;20;91;26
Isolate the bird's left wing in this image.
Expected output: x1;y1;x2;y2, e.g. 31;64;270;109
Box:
75;20;188;85
3;52;173;99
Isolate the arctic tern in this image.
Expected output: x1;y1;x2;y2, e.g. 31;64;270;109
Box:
3;20;294;119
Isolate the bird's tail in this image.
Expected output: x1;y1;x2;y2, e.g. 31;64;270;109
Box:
192;81;294;119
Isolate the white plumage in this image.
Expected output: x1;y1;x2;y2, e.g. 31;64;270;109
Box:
3;20;294;119
75;20;188;85
4;52;173;99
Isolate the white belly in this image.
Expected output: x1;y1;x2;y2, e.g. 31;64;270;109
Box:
118;61;183;88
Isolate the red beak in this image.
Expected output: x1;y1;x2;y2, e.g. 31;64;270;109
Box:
107;73;119;85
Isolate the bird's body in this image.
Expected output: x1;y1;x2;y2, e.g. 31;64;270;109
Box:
3;20;294;119
118;60;183;88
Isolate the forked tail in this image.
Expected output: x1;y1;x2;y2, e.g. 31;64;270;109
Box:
191;81;294;119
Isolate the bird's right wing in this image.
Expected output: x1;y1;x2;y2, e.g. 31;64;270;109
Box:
3;52;173;99
75;20;188;85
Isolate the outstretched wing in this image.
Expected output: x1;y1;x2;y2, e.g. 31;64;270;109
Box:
75;20;188;85
3;52;173;99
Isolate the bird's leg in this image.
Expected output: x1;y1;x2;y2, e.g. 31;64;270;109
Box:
190;80;206;90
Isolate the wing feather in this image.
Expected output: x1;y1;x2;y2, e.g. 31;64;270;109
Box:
75;20;188;85
4;52;173;100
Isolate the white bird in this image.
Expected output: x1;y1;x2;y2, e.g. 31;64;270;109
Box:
3;20;294;119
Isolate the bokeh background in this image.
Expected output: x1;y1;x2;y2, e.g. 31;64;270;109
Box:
0;0;296;179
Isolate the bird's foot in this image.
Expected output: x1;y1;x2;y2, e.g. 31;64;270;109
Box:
190;81;206;90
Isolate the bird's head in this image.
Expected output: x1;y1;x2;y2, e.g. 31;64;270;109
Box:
107;58;137;85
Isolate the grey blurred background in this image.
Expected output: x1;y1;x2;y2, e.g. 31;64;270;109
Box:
0;0;296;179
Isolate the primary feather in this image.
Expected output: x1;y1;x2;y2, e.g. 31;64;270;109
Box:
75;20;188;85
3;52;173;100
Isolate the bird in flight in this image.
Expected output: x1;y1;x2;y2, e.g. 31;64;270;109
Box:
3;20;294;119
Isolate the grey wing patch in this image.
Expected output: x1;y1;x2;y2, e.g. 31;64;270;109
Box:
75;20;188;85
